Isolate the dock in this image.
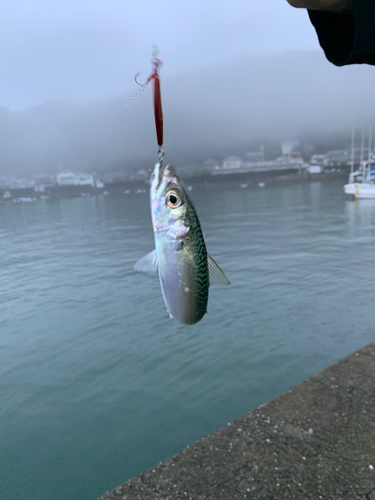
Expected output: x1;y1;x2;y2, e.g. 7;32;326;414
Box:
98;341;375;499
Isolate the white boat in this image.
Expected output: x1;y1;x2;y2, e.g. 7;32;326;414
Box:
344;163;375;199
344;126;375;199
352;181;375;199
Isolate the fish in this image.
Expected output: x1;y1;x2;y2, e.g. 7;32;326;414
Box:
135;162;229;325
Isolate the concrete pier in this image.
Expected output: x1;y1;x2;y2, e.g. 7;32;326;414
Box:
99;342;375;500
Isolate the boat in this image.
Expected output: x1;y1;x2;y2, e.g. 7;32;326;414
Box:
344;126;375;199
344;162;375;199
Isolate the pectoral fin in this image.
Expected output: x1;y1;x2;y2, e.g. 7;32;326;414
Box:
207;254;230;286
134;250;158;273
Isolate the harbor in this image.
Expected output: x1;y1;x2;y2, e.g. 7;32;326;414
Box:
0;151;353;203
99;341;375;500
0;169;348;204
4;138;374;204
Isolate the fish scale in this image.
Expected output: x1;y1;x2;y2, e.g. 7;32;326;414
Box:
184;224;209;322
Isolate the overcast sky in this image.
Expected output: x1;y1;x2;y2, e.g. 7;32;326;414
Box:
1;0;319;110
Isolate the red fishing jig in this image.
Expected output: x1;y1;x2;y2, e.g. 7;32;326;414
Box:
135;47;164;164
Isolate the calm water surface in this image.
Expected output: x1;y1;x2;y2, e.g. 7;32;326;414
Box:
1;181;375;500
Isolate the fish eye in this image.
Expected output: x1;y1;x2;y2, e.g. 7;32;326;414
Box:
166;190;182;209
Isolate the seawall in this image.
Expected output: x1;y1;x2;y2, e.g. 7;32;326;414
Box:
99;341;375;499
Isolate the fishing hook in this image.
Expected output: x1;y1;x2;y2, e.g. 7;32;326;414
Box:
134;72;145;87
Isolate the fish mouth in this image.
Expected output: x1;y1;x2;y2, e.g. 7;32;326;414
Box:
163;164;177;179
150;162;163;193
152;163;177;191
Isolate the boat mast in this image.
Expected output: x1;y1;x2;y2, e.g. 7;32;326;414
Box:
360;128;364;182
369;125;372;162
350;126;355;174
368;125;373;184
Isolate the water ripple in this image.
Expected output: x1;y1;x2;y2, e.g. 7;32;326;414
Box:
1;184;375;500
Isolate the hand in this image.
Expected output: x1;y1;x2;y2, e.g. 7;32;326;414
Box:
286;0;353;13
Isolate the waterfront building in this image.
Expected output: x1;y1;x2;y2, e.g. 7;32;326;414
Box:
222;156;243;169
324;149;368;168
57;172;76;186
0;176;35;189
75;174;94;186
308;165;323;174
310;154;327;165
57;172;94;186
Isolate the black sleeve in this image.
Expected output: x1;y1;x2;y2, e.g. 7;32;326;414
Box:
308;0;375;66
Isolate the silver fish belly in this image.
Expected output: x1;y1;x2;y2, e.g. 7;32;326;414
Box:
135;162;229;325
156;223;208;325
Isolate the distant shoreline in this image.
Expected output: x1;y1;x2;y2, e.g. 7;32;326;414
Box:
184;170;348;191
0;171;348;204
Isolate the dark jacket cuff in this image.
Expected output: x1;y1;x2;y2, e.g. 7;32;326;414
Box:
308;0;375;66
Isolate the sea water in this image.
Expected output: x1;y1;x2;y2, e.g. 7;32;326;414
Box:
1;181;375;499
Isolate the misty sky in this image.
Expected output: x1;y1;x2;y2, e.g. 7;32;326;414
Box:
1;1;319;110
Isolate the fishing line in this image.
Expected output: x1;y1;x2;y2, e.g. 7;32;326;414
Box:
123;85;146;107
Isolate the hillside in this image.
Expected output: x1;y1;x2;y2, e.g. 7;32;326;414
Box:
1;51;374;176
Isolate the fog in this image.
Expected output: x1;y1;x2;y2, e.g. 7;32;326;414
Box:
1;1;375;177
1;0;317;110
1;50;375;177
